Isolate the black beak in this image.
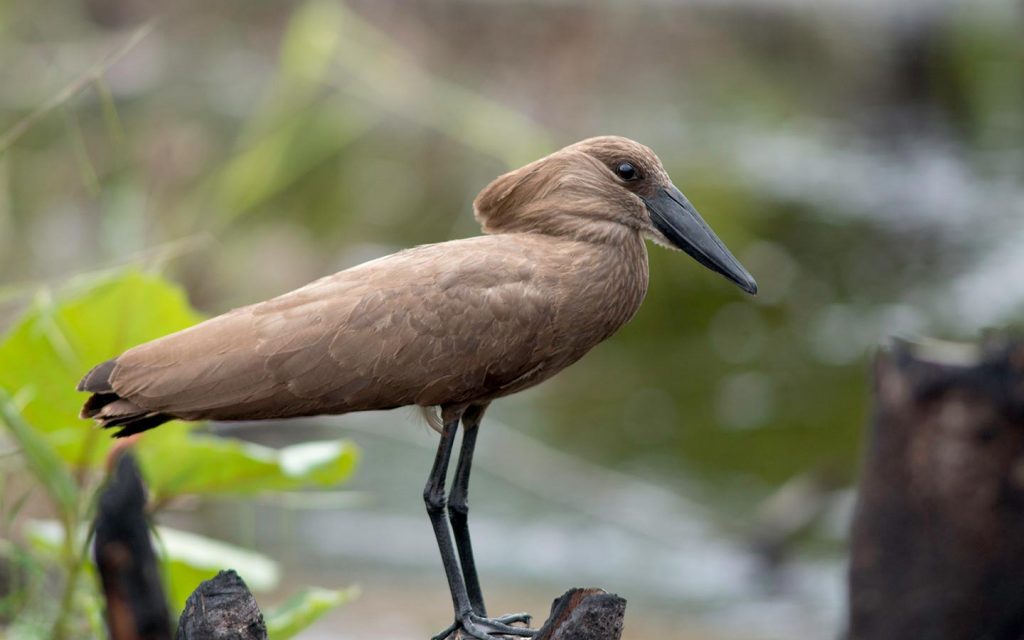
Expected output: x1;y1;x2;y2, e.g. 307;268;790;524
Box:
642;185;758;295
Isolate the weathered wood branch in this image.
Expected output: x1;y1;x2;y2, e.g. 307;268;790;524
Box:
848;338;1024;640
94;453;172;640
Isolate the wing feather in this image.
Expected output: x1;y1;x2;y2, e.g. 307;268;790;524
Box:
108;236;565;421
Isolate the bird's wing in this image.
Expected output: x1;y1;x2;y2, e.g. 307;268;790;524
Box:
106;237;563;421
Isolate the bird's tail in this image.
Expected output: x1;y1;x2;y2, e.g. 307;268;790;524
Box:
78;359;172;438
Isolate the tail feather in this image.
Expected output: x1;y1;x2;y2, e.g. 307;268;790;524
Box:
81;391;119;419
104;413;172;439
78;359;116;393
78;357;173;438
94;399;153;425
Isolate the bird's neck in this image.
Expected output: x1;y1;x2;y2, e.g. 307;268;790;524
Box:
606;231;650;327
530;214;638;245
558;229;650;343
480;196;645;248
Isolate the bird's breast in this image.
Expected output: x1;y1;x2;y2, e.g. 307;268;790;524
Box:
481;233;649;400
556;234;649;347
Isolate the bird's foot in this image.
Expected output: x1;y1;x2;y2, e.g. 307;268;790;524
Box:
431;612;535;640
492;612;533;627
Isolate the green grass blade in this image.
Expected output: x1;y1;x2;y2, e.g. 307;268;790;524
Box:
0;389;78;516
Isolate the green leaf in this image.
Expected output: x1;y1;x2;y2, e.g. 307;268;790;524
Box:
265;586;359;640
137;429;359;500
26;519;281;615
153;525;281;612
0;390;78;515
0;269;204;466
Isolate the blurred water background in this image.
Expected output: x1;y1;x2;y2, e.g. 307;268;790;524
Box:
1;0;1022;637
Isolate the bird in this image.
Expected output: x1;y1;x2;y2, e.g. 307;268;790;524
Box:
78;135;756;640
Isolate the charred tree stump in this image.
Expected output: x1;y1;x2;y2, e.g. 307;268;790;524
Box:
176;570;267;640
94;453;173;640
848;339;1024;640
533;588;626;640
94;454;266;639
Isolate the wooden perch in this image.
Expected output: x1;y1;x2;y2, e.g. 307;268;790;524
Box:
94;453;172;640
176;570;267;640
848;338;1024;640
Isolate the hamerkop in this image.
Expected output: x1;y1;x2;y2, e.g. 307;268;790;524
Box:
79;136;756;639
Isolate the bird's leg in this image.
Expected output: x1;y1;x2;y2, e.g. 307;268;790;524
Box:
426;407;535;640
424;410;472;619
448;406;487;616
448;407;534;630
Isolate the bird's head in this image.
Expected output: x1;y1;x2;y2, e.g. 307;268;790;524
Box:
474;135;757;294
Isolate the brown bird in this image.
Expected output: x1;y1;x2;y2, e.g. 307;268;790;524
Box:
79;136;756;639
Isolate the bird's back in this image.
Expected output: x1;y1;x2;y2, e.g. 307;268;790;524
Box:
80;233;647;435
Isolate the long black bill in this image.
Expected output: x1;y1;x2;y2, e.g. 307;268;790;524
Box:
642;185;758;295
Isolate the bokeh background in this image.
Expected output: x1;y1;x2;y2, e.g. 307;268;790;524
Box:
1;0;1022;638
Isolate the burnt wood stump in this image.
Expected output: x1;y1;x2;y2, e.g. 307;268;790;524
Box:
93;455;267;640
94;453;173;640
175;570;266;640
848;338;1024;640
533;588;626;640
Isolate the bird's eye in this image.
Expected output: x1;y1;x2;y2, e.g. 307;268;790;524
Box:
616;162;639;181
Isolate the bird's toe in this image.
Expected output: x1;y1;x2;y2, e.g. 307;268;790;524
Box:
432;612;536;640
466;613;535;638
491;612;532;627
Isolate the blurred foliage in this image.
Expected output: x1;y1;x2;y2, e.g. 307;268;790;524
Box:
265;586;361;640
0;270;357;638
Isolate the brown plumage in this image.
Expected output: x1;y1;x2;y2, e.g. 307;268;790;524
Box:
79;136;754;437
78;135;756;639
80;232;643;433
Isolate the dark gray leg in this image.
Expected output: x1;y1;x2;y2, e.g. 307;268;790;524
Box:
423;410;471;619
449;405;487;616
425;407;535;640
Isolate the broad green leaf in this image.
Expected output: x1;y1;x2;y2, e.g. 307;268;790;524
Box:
0;390;78;515
0;270;204;466
26;519;280;614
277;440;360;488
154;525;280;612
265;586;359;639
136;428;359;500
